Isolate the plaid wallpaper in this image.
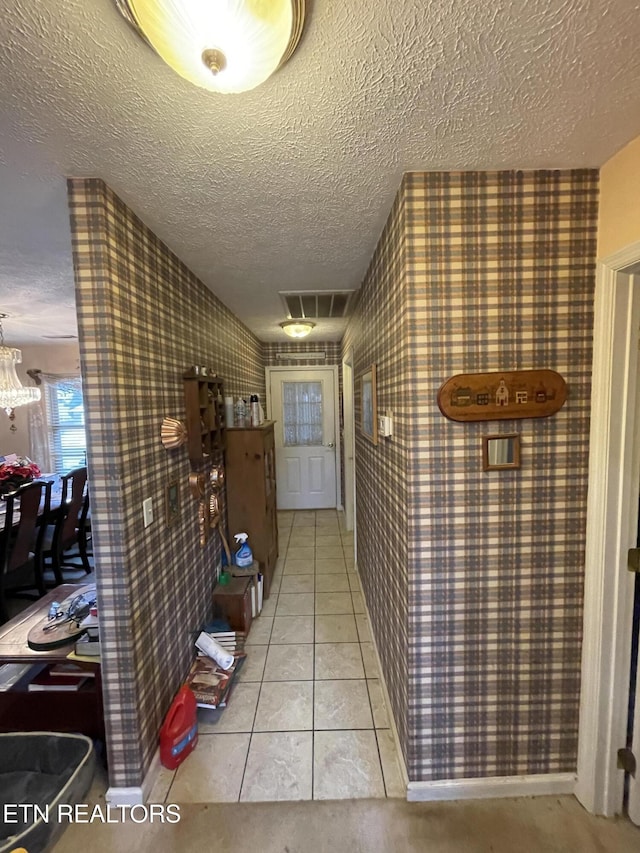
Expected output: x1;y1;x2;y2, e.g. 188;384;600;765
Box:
342;187;411;766
68;178;265;787
345;170;598;782
262;341;342;367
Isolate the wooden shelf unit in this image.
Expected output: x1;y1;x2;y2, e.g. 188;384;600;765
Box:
183;370;226;466
225;422;278;599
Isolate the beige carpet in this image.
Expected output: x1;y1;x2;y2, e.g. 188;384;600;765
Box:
51;796;639;853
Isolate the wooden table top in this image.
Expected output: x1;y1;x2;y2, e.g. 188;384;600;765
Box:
0;584;95;664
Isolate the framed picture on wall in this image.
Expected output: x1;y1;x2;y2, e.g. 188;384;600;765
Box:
359;364;378;445
165;479;180;527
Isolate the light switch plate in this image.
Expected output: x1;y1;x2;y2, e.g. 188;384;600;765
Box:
143;497;153;527
379;415;393;437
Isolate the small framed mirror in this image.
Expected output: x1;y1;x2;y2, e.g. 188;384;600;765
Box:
482;433;520;470
359;364;378;445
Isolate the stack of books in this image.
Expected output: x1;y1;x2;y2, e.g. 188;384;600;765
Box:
207;631;246;654
186;631;246;710
27;662;95;692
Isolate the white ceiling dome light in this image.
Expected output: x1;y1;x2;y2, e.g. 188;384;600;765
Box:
115;0;306;94
279;320;315;338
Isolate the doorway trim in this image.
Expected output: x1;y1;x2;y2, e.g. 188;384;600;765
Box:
265;364;342;510
576;240;640;815
342;349;355;532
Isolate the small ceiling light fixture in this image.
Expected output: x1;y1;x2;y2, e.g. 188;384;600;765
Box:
115;0;306;94
0;314;41;421
279;319;315;339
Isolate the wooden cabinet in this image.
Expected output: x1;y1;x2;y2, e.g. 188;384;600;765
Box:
225;422;278;599
183;370;226;467
212;576;253;633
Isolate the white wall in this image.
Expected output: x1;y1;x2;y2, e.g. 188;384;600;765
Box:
1;342;80;458
598;134;640;258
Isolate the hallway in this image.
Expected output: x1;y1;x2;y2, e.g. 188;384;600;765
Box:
149;509;405;803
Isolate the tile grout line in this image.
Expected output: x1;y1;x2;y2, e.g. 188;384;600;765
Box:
239;525;284;802
238;619;272;798
239;511;387;803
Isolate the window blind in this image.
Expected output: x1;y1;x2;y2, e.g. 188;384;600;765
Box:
44;377;86;473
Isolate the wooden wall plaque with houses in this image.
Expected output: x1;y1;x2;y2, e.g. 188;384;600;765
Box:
437;370;567;422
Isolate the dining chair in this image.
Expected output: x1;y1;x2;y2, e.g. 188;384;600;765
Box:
42;466;92;586
0;479;53;625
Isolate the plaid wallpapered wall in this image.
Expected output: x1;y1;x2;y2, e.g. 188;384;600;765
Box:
342;187;411;766
345;169;598;781
68;178;265;787
262;341;342;367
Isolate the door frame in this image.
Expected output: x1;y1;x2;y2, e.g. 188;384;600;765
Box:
576;240;640;815
265;365;342;510
342;349;355;531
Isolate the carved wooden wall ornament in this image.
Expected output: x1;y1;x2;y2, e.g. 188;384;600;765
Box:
437;370;567;422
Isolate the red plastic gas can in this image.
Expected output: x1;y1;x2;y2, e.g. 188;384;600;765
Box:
159;685;198;770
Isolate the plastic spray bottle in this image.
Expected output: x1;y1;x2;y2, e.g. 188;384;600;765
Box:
234;532;253;567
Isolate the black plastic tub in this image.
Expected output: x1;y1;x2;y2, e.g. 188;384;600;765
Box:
0;732;95;853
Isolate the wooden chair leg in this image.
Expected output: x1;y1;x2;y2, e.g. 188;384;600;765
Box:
0;582;9;626
78;535;92;575
33;554;46;598
52;548;64;586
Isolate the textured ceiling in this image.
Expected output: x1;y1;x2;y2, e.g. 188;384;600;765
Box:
1;0;640;344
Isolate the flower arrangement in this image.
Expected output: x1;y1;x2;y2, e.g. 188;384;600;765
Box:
0;457;41;495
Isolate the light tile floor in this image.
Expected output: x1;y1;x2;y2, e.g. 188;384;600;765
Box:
150;509;405;804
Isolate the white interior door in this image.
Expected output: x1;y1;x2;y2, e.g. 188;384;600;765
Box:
268;367;338;510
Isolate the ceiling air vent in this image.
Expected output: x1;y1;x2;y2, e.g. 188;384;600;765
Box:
280;290;354;319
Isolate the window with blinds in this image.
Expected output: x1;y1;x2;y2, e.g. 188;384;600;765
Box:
44;377;87;473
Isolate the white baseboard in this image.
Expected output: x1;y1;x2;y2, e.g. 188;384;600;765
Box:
407;773;576;802
106;745;162;806
106;786;144;807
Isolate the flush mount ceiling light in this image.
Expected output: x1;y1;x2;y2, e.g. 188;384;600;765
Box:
0;314;41;417
115;0;306;94
279;319;315;338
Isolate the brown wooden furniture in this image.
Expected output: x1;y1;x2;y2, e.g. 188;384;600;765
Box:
42;467;91;585
212;576;253;633
0;585;104;741
183;369;226;466
225;422;278;599
0;480;54;622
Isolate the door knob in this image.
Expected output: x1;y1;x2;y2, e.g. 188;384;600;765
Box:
325;442;335;448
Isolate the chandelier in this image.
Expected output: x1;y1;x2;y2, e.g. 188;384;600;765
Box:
0;315;41;418
115;0;306;94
